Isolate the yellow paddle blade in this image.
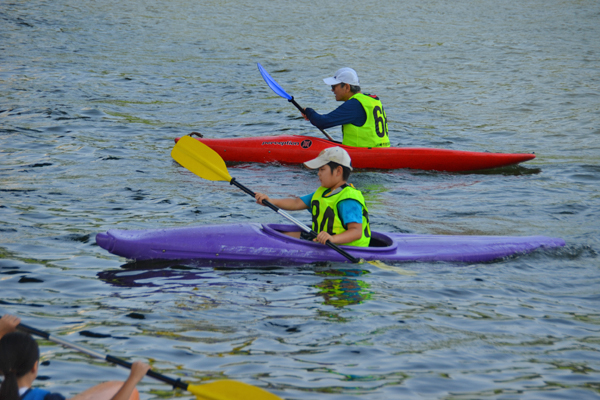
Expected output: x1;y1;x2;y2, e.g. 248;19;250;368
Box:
362;259;417;275
172;136;232;182
187;380;282;400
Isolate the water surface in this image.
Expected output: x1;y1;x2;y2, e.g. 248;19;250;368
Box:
1;0;599;399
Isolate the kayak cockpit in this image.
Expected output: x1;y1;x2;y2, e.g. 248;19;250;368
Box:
262;224;396;250
368;232;395;247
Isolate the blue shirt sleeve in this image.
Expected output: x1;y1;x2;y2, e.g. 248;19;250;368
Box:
337;199;363;227
304;98;366;130
300;192;314;207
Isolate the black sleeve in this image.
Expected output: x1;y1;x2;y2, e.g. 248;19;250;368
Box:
44;393;66;400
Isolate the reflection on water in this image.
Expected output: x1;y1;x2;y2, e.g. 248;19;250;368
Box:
98;263;374;309
97;260;281;287
98;262;377;322
458;164;543;176
315;268;372;308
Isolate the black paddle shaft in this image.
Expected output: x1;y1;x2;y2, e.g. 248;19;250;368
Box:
229;178;360;263
229;178;279;213
288;97;335;142
17;323;188;390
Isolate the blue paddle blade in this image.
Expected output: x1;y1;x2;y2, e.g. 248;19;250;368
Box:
257;63;293;101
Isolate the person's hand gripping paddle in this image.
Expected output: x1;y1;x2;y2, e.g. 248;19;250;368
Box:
17;321;283;400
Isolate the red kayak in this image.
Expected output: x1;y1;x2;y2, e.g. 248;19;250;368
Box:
175;134;535;172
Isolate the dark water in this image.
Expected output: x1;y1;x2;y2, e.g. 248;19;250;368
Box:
1;0;599;399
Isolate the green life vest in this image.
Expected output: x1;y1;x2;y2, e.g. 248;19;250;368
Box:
310;184;371;247
342;93;391;148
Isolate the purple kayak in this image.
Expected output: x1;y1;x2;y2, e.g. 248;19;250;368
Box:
95;223;565;264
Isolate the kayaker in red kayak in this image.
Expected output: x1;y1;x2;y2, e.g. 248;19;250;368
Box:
255;147;371;247
302;68;391;148
0;314;150;400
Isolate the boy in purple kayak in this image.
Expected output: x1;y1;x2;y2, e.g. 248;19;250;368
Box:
255;147;371;247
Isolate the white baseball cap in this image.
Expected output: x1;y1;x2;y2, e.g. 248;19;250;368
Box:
304;147;353;170
323;68;360;86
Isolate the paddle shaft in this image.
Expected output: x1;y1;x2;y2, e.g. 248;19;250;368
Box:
257;63;335;142
230;178;360;263
17;323;188;390
287;96;335;142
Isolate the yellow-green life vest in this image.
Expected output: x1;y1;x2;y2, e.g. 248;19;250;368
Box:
310;184;371;247
342;93;391;148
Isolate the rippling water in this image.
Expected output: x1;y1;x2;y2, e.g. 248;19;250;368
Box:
1;0;599;399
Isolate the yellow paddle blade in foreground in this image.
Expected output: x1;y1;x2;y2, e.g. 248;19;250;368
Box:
188;380;282;400
172;136;232;182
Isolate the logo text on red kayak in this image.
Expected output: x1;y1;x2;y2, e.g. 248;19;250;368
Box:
261;140;301;146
